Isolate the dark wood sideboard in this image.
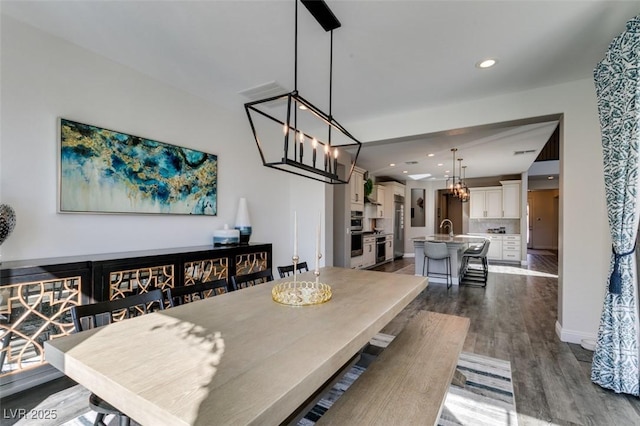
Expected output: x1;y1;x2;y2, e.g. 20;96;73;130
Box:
0;243;272;396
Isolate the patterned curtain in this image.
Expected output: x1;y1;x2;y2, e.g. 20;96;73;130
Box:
591;16;640;396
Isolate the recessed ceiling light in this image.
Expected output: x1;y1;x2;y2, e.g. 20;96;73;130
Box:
427;153;435;157
548;176;554;180
402;170;408;174
445;170;450;174
476;58;497;69
389;163;395;167
408;173;432;180
437;163;443;167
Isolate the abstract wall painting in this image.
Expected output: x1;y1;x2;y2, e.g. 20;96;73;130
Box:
59;119;217;215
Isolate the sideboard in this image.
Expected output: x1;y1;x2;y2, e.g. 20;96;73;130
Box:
0;243;272;396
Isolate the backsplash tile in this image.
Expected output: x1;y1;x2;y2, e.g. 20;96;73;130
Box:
469;218;520;234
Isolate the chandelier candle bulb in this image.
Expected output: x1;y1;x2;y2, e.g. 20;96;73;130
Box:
299;131;304;162
324;144;329;171
312;138;317;168
333;149;338;173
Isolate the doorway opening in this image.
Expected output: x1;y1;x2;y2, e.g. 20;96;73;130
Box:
435;190;465;235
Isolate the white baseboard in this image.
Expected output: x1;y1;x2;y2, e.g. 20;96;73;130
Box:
403;253;415;258
555;321;597;344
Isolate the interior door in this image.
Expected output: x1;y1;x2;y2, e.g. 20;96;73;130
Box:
527;196;533;249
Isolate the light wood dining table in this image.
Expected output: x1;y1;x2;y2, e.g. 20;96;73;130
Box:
44;266;428;426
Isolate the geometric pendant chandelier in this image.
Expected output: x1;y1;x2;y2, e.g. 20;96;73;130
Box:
244;0;362;184
446;148;470;203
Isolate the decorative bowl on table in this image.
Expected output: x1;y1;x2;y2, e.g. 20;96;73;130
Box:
272;281;332;306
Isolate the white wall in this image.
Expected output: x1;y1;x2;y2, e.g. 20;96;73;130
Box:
1;16;611;343
404;179;441;254
350;79;610;344
0;16;324;270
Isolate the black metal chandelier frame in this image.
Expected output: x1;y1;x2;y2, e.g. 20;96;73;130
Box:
447;148;470;202
245;0;362;184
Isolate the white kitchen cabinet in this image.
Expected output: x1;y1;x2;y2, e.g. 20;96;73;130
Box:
363;236;376;268
385;234;393;261
469;187;502;218
350;167;365;211
470;234;521;262
487;235;503;260
501;180;521;219
502;234;521;261
373;185;386;218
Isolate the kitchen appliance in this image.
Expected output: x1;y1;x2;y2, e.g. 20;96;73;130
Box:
394;195;405;258
351;231;364;257
376;236;386;263
350;210;365;257
350;210;364;231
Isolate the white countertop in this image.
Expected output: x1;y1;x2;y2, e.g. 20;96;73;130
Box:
467;233;521;237
413;234;487;244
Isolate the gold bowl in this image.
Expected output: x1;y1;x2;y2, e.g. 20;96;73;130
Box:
272;281;332;306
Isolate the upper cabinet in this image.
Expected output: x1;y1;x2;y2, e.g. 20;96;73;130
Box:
350;167;365;211
501;180;521;219
469;180;521;219
373;185;386;218
469;187;502;218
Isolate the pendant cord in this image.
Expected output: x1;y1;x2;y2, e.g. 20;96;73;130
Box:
293;0;298;159
294;0;298;91
329;30;333;119
328;30;333;145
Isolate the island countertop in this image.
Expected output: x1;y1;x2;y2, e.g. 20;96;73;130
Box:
413;234;487;244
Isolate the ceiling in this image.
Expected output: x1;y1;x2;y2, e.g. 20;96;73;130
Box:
2;0;638;181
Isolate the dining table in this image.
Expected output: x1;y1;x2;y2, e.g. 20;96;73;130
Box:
44;266;428;426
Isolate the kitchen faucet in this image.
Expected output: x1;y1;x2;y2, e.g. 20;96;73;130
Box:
440;219;454;237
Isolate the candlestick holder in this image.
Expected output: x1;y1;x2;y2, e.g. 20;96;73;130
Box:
272;280;332;306
272;254;331;306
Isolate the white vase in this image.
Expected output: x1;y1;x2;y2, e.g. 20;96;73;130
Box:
235;198;252;244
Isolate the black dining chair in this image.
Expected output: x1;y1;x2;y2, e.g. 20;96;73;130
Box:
277;261;309;278
230;269;274;291
167;279;229;307
70;289;165;426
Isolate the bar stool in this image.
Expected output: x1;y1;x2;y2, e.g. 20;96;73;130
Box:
460;239;490;287
423;242;452;289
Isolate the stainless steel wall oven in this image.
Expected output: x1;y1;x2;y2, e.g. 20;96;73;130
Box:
351;232;364;257
376;236;386;263
350;210;364;258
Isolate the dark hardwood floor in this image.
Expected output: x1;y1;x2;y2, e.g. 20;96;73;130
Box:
373;252;640;426
2;251;639;425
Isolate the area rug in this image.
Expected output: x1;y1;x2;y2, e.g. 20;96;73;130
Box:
297;334;518;426
42;334;517;426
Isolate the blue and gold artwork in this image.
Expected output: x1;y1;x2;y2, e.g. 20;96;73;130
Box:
60;119;217;215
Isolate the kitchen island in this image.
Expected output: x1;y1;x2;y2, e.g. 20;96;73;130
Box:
413;235;486;285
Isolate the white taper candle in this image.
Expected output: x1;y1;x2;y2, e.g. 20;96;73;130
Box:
316;212;321;273
294;210;298;257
